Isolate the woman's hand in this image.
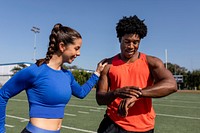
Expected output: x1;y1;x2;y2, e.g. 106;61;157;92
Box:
95;59;108;76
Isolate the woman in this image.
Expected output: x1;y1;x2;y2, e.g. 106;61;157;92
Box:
0;23;107;133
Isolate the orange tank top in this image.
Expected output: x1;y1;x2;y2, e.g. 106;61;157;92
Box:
107;53;155;132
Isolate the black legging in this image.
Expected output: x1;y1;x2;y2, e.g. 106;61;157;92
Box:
21;128;31;133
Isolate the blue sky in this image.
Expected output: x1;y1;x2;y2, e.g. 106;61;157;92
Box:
0;0;199;71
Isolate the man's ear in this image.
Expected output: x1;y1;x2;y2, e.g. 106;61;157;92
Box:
59;42;66;52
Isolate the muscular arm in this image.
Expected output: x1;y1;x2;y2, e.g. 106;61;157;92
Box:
141;55;177;98
96;63;116;105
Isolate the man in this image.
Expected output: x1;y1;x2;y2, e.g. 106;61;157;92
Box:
96;15;177;133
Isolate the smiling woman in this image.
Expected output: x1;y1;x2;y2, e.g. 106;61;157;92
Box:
36;23;82;66
0;23;107;133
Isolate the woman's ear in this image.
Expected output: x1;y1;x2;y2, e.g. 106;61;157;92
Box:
59;42;66;53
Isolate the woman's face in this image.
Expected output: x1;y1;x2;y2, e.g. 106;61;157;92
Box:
62;38;82;64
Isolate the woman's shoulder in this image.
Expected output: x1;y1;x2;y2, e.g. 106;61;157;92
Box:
20;63;45;77
61;68;73;76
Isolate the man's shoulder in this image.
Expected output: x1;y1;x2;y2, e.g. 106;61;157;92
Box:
146;55;164;69
106;57;113;64
101;55;117;74
107;54;120;63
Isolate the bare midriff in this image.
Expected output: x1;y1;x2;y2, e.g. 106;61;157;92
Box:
30;118;62;130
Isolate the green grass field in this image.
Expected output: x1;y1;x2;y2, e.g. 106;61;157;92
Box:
5;90;200;133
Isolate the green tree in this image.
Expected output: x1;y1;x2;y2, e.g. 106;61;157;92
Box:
62;64;92;85
165;63;187;75
188;70;200;90
62;64;78;70
10;64;28;76
72;70;91;85
165;62;200;90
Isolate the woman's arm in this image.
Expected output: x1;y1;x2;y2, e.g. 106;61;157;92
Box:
0;66;35;132
71;59;107;99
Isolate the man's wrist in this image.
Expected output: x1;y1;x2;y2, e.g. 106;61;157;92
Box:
139;88;143;97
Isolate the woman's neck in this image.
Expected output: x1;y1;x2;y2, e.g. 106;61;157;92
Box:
47;55;63;70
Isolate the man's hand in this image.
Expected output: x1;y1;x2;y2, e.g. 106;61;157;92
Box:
114;86;142;99
118;96;138;117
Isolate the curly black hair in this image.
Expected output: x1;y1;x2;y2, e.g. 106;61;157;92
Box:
116;15;147;42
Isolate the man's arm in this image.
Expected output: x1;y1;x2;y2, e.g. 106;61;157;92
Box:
141;55;177;98
96;61;116;105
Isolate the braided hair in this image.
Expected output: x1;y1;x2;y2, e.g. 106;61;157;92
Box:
116;15;147;42
36;23;82;66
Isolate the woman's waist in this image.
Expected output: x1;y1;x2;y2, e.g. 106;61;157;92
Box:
30;118;62;131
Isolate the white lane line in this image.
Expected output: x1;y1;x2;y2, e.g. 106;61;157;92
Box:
64;113;77;116
70;97;95;101
67;104;105;110
154;104;200;109
20;119;29;122
78;111;89;114
157;113;200;120
89;109;101;112
6;115;29;121
10;99;27;102
5;124;14;128
153;99;200;104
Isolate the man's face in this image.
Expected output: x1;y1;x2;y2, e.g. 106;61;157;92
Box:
120;34;141;59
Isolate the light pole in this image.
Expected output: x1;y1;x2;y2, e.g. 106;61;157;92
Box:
31;26;40;62
165;49;168;69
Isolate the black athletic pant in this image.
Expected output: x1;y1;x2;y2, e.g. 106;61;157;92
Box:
97;114;154;133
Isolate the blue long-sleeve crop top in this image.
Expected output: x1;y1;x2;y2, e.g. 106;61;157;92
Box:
0;63;99;133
